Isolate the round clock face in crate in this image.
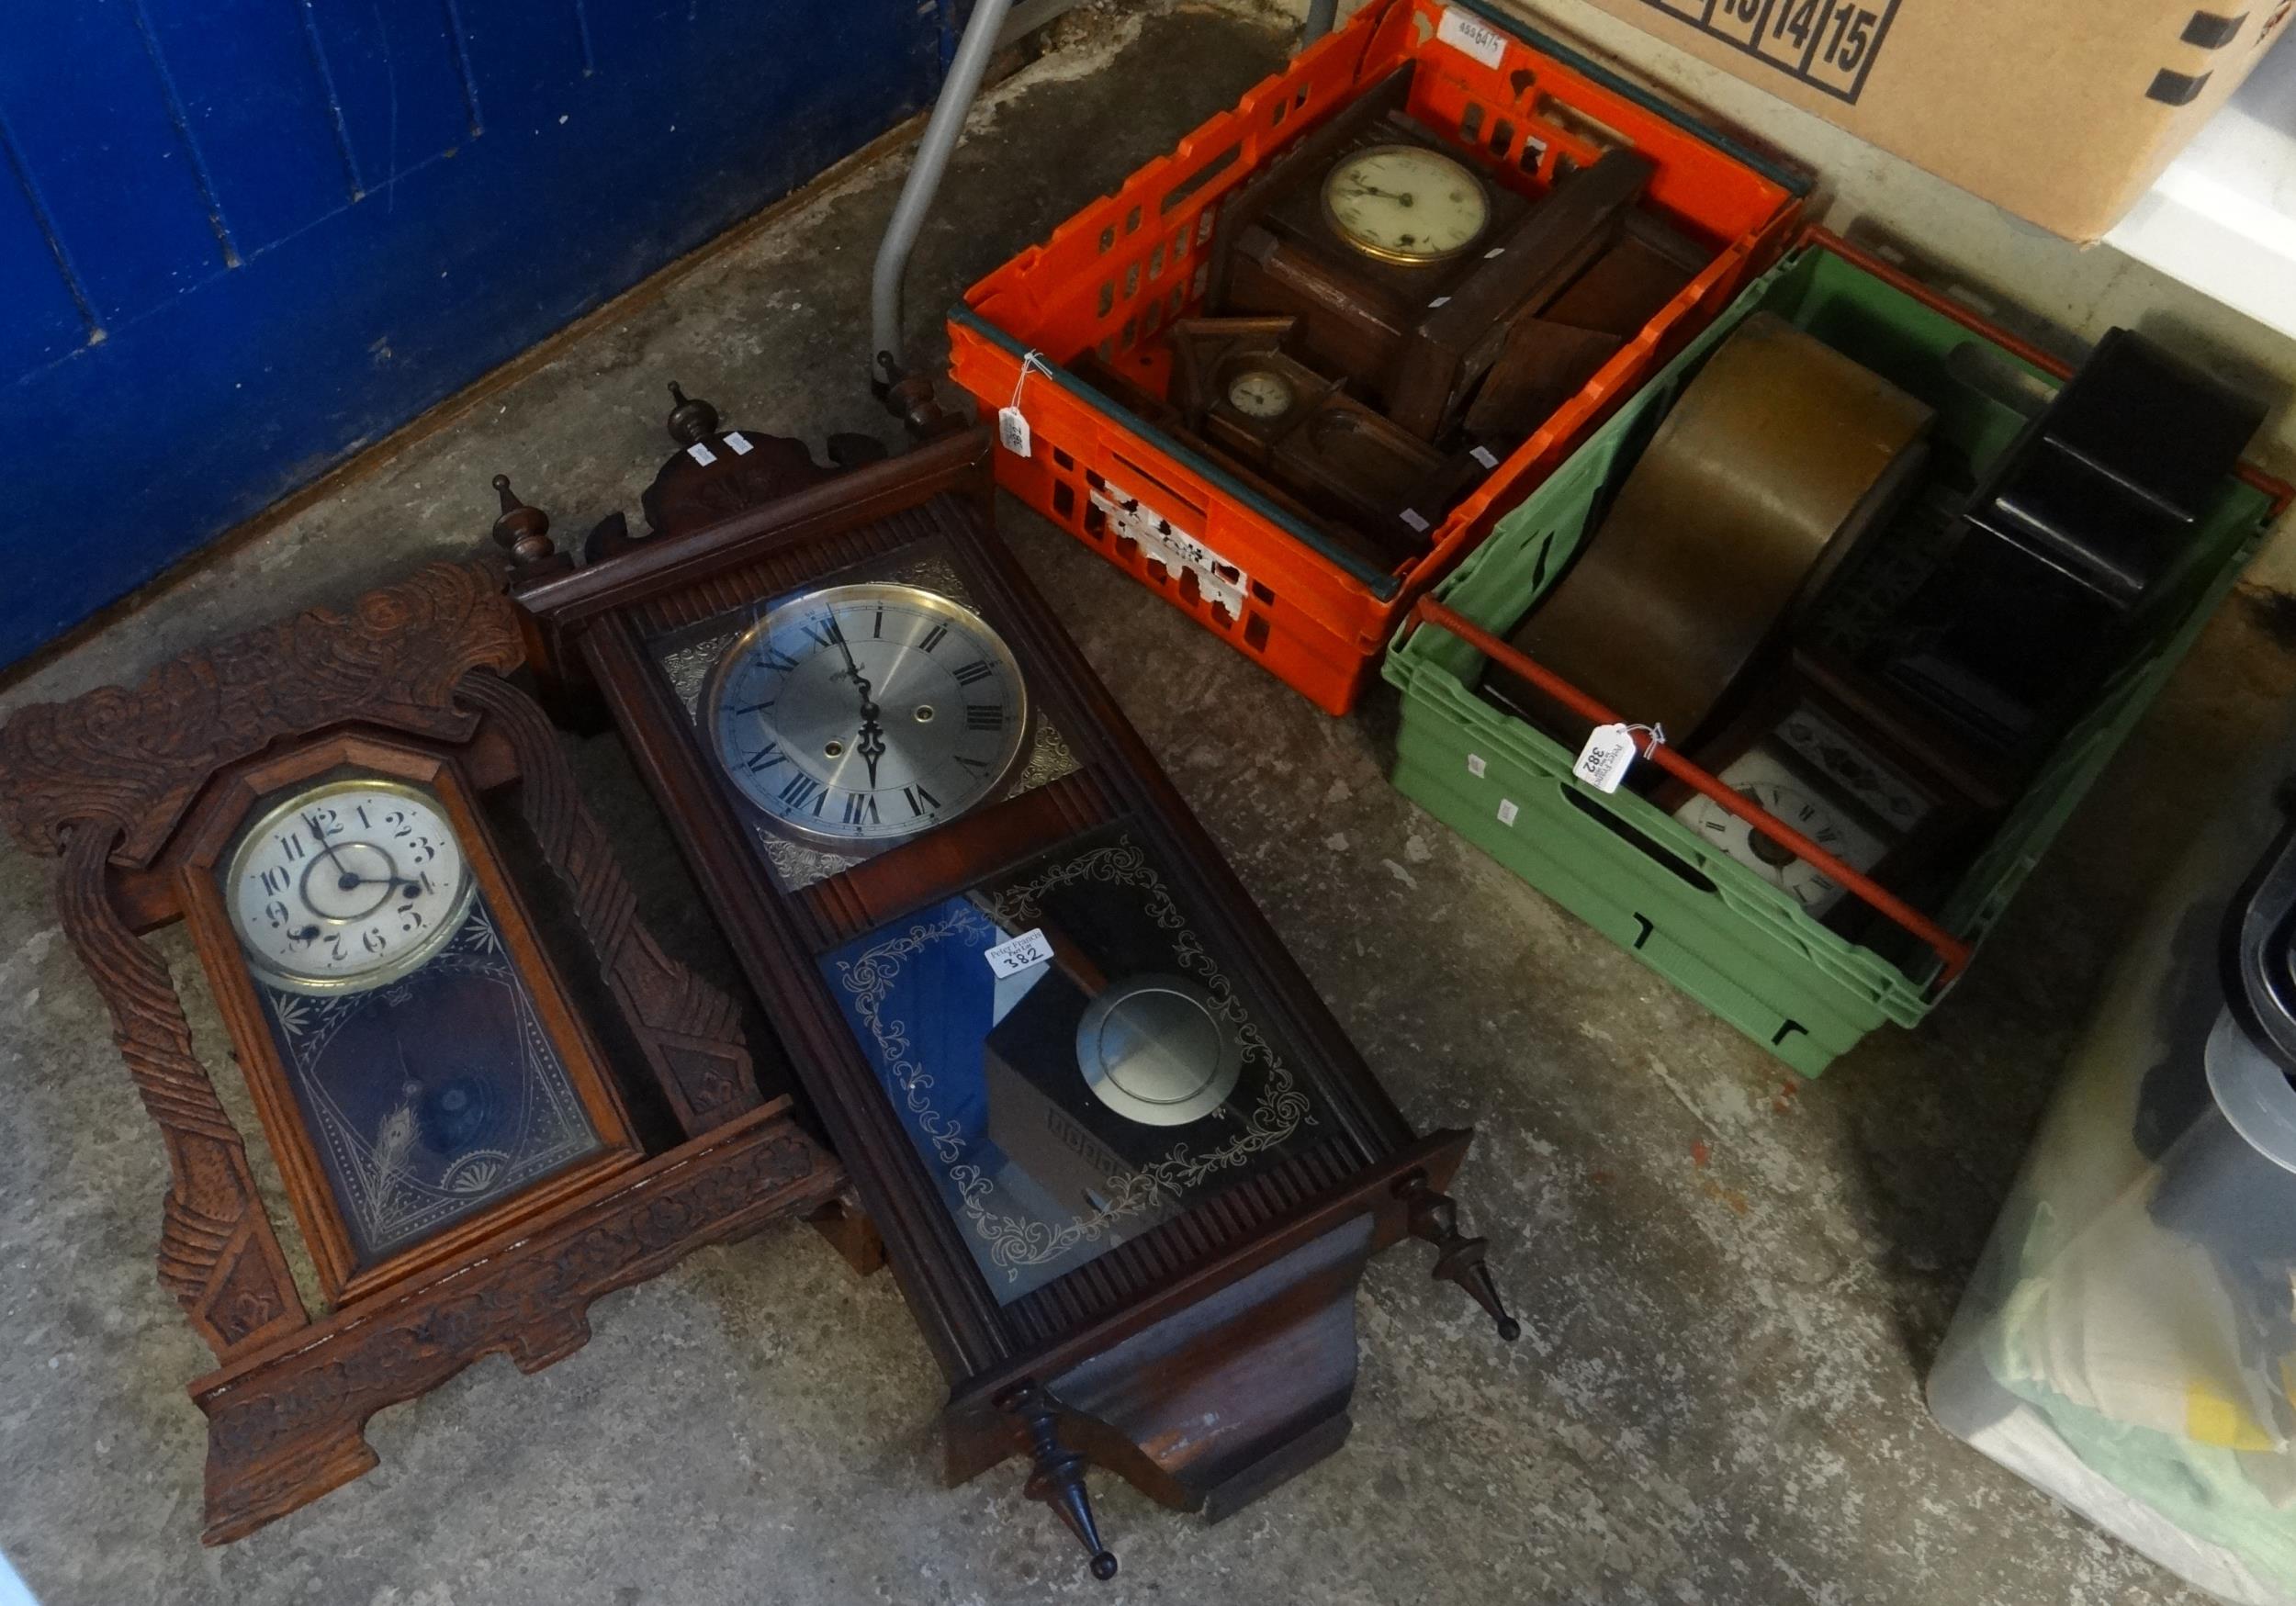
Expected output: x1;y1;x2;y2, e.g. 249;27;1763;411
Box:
704;582;1029;848
1319;143;1490;264
1224;368;1297;421
1675;749;1887;918
225;779;476;993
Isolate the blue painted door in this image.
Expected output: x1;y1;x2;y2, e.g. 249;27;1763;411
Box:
0;0;956;666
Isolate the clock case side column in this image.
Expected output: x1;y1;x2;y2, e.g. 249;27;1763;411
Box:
51;823;310;1361
455;668;764;1136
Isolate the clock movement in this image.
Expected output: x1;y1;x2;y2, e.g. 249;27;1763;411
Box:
0;561;841;1541
497;394;1518;1578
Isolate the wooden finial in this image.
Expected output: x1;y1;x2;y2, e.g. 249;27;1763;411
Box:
664;380;720;446
1397;1170;1522;1342
489;475;556;569
1000;1382;1118;1581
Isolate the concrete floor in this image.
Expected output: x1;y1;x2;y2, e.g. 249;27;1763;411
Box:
4;5;2293;1602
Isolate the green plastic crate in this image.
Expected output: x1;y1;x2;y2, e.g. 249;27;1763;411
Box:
1383;241;2279;1075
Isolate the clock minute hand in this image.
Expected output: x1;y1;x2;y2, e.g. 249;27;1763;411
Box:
304;812;363;892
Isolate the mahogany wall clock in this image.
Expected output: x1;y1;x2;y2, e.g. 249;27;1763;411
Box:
0;560;842;1542
497;413;1518;1578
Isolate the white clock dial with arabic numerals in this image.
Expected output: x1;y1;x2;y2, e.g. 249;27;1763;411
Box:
225;780;474;993
1321;143;1490;264
1224;368;1296;421
704;582;1029;848
1675;748;1886;919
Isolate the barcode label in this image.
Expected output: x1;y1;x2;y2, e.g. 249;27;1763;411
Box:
1437;6;1510;68
726;431;754;455
1641;0;1899;103
685;441;717;466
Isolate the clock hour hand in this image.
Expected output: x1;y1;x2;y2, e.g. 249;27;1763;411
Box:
341;871;428;897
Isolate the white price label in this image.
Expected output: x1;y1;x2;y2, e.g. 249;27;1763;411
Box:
1399;507;1430;532
1573;723;1639;793
997;405;1033;458
685;441;717;466
984;927;1053;979
1470;444;1500;469
1437;6;1509;69
1467;752;1487;779
1496;797;1520;826
725;431;755;455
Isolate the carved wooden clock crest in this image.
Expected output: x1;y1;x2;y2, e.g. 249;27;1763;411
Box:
0;561;842;1542
495;388;1519;1578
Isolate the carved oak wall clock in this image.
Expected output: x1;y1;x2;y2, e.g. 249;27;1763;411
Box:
498;407;1518;1579
0;561;842;1543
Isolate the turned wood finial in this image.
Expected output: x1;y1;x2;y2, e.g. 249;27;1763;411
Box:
873;351;964;444
1397;1170;1521;1342
664;380;721;446
489;475;556;568
999;1382;1118;1582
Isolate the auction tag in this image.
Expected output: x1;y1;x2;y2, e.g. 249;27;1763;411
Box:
1399;508;1430;533
1573;723;1639;793
1467;752;1487;779
725;431;755;455
1438;5;1509;68
985;927;1052;979
685;441;717;466
1469;444;1500;469
1496;797;1520;826
997;405;1033;458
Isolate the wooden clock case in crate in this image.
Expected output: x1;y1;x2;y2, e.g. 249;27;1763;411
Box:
497;406;1517;1578
0;560;842;1543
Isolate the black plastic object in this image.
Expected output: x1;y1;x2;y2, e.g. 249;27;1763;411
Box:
1974;330;2263;608
1878;328;2264;756
2223;796;2296;1078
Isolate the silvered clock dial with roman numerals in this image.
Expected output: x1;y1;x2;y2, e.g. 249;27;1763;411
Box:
703;581;1028;848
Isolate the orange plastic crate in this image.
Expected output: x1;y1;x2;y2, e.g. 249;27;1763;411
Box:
949;0;1805;714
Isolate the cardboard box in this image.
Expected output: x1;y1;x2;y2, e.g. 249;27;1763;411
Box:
1514;0;2292;240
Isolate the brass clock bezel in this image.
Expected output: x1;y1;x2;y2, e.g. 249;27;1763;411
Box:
701;581;1031;851
1318;141;1491;267
222;776;478;996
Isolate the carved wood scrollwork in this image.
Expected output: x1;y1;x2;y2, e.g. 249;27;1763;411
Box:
0;561;523;867
454;669;760;1133
52;825;306;1360
193;1106;839;1544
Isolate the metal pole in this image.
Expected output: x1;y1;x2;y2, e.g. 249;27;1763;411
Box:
870;0;1019;387
1302;0;1339;44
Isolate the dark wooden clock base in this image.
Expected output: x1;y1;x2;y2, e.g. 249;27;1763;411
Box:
943;1129;1504;1563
